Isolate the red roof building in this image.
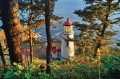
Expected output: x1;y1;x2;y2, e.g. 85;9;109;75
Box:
51;46;56;53
51;46;61;59
57;49;61;53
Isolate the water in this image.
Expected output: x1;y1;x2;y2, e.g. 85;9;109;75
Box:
0;0;120;43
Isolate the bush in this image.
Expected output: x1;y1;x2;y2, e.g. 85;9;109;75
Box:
100;54;120;79
3;63;49;79
0;54;120;79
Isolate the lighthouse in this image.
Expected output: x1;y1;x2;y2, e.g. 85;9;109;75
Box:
60;18;74;60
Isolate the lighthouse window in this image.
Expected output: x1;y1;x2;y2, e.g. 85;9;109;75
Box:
66;41;69;46
65;27;67;32
64;27;66;32
68;27;71;32
67;27;69;32
64;26;72;33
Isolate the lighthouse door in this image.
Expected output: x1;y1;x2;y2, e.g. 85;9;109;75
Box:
66;35;69;46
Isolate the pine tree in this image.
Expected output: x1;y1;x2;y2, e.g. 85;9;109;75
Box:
74;0;120;58
19;0;62;64
0;0;25;65
19;0;44;64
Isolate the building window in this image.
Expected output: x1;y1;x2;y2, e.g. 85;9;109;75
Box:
64;26;71;33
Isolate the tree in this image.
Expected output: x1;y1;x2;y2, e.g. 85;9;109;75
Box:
18;0;62;64
45;0;52;74
19;0;62;30
19;0;44;64
19;0;45;64
0;0;25;65
74;0;120;58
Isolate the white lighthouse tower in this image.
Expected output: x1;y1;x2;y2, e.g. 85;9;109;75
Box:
60;18;74;60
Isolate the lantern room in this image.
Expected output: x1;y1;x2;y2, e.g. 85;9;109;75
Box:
63;18;73;34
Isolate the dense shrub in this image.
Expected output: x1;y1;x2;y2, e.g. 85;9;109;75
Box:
0;54;120;79
100;55;120;79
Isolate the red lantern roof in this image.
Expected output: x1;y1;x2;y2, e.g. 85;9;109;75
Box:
51;46;56;53
63;18;72;26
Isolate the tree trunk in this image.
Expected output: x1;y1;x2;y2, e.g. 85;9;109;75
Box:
45;0;52;74
29;27;33;64
1;0;25;65
28;0;33;64
0;42;6;66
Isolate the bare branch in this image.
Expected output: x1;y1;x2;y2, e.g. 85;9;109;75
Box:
19;13;28;21
21;28;29;35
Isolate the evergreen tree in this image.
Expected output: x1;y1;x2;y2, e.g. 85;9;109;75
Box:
0;0;25;65
19;0;45;64
74;0;120;58
19;0;62;64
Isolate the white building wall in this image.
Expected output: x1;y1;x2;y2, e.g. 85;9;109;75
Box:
61;38;69;60
61;30;74;60
52;53;58;59
69;41;74;57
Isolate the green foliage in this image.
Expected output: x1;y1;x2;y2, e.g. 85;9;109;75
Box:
3;62;49;79
100;54;120;78
19;0;62;29
0;53;119;79
50;54;120;79
74;0;120;57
